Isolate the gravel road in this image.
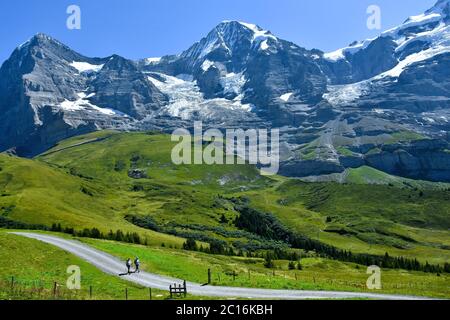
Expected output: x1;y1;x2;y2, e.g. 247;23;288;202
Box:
12;232;431;300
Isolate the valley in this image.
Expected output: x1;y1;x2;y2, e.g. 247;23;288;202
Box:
0;131;449;299
1;0;450;301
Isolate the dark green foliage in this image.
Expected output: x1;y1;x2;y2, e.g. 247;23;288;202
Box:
183;238;198;251
220;214;228;224
209;240;226;255
125;215;288;253
234;204;447;274
124;215;161;232
80;186;94;196
114;160;126;172
0;216;48;231
264;254;274;269
1;217;143;246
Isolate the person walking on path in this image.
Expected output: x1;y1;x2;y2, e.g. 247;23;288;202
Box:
126;258;132;274
134;257;141;273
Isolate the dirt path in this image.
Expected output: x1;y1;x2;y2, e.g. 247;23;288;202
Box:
12;232;431;300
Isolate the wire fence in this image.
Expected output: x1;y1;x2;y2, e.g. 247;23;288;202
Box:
1;271;447;300
0;276;160;300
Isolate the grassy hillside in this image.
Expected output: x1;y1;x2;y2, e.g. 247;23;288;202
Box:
0;131;449;267
82;236;448;298
0;231;172;300
1;230;448;299
0;152;184;248
243;181;450;264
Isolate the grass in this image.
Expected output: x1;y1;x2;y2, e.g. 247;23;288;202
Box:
1;229;449;300
0;131;449;299
0;152;185;248
336;146;354;157
344;166;450;189
79;236;450;299
2;132;449;263
0;231;175;300
247;180;450;264
386;131;426;144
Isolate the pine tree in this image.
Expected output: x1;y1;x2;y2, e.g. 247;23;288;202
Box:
183;238;198;251
264;254;275;269
220;214;228;224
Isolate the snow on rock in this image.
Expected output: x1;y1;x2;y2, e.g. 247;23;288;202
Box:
324;0;450;63
148;73;252;120
69;61;104;73
260;40;269;50
220;72;246;96
201;59;215;71
323;81;371;106
381;47;450;78
238;22;277;42
323;39;375;62
280;92;294;102
60;92;127;116
238;21;278;50
145;57;161;65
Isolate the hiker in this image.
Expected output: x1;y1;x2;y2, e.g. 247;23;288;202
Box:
134;257;140;273
126;258;132;274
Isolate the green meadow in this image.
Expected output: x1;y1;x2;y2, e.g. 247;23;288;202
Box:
0;131;449;299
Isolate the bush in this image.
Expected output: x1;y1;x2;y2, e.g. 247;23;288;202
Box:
183;238;198;251
264;254;275;269
288;261;296;270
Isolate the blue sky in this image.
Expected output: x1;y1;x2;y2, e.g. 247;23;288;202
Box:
0;0;437;64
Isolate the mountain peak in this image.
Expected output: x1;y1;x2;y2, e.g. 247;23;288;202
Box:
17;33;69;53
433;0;450;8
216;20;277;41
427;0;450;15
180;20;279;61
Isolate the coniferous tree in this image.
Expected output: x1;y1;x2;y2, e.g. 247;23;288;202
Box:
264;254;275;269
288;261;296;270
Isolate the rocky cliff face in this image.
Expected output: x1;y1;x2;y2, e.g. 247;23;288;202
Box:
88;55;167;120
146;21;328;126
0;34;166;156
366;140;450;182
1;1;450;181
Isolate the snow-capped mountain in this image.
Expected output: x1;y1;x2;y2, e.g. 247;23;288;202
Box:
322;0;450;84
0;0;449;181
0;34;167;155
146;20;327;124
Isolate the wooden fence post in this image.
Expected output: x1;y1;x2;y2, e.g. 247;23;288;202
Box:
10;276;14;290
53;282;57;298
89;285;93;299
149;288;152;300
125;288;128;300
170;285;172;299
183;280;187;298
208;269;211;284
